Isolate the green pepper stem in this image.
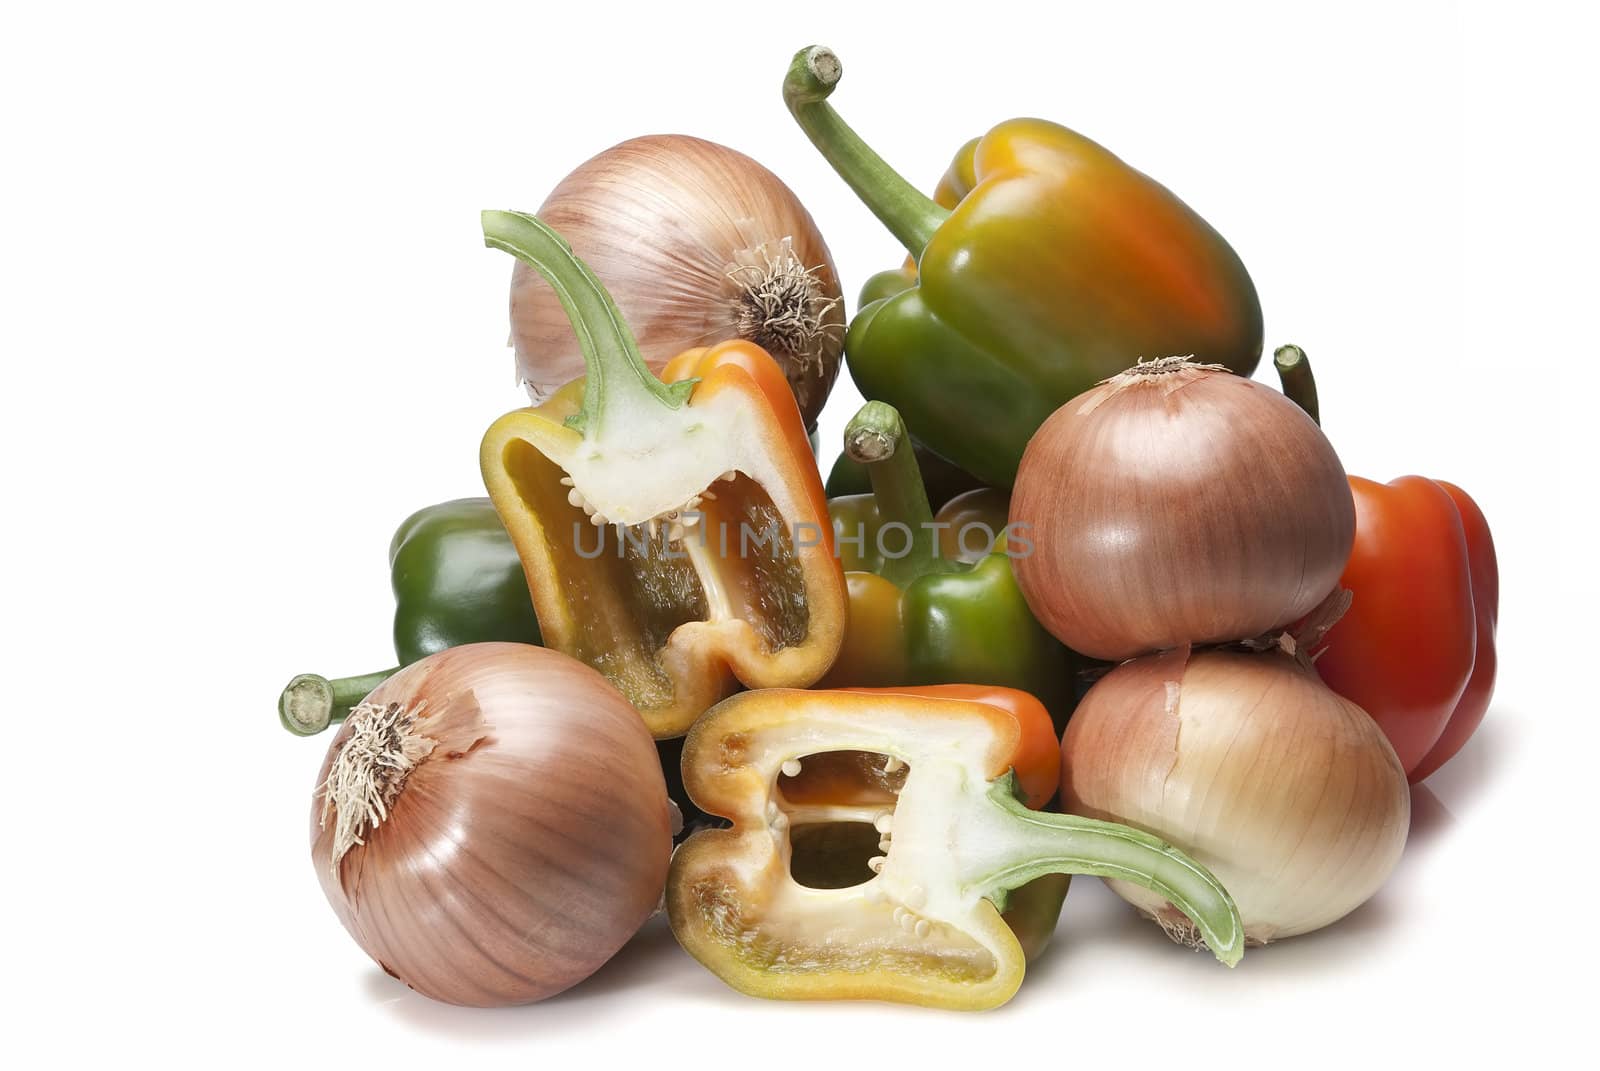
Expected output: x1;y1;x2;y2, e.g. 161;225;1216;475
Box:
844;401;959;587
278;669;397;736
974;779;1244;967
1273;344;1320;426
783;46;951;257
481;210;691;437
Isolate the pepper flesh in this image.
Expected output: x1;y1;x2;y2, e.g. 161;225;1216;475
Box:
667;686;1243;1010
479;211;846;737
278;498;541;735
785;46;1263;487
821;403;1080;730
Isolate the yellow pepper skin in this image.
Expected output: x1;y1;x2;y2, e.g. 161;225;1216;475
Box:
479;212;846;738
786;47;1263;487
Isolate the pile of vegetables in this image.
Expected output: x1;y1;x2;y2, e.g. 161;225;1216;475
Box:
280;45;1498;1011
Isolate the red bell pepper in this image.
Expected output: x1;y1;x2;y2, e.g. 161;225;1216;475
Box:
1312;476;1499;781
1271;346;1499;783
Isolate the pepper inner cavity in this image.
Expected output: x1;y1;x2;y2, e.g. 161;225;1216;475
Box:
501;439;708;708
777;750;908;890
689;474;810;650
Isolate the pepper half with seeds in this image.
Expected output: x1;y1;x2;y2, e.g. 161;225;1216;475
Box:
479;212;847;738
667;686;1243;1010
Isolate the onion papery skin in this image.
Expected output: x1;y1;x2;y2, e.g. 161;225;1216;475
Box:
310;642;672;1006
510;135;845;429
1062;647;1409;944
1010;359;1355;662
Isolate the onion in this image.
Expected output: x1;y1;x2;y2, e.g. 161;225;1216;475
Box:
510;134;845;429
1062;645;1409;944
1010;357;1355;661
310;642;672;1006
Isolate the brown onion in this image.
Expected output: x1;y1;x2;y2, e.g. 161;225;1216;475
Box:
310;642;671;1006
1062;646;1409;944
510;134;844;429
1010;357;1355;661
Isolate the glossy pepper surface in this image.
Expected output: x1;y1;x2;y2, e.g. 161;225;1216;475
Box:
667;685;1243;1009
847;135;977;327
784;46;1263;487
1271;346;1499;782
820;402;1078;728
479;211;846;738
1313;477;1498;781
277;498;541;736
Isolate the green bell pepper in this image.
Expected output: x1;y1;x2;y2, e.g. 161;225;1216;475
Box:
821;402;1083;732
277;498;541;736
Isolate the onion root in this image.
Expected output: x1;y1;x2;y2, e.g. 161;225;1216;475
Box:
318;701;437;873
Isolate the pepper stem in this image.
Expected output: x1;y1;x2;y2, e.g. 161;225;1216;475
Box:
783;46;952;257
974;778;1244;966
1273;344;1320;426
481;210;693;437
845;401;959;587
279;669;397;736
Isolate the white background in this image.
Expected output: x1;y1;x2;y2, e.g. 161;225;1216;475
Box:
4;1;1595;1065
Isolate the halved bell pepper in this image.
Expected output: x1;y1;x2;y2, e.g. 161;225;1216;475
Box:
1273;347;1499;781
821;402;1079;728
784;46;1263;487
478;212;847;737
667;685;1243;1010
278;498;542;736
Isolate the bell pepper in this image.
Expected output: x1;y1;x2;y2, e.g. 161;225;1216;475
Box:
1274;346;1499;781
667;684;1243;1010
783;46;1264;488
1313;476;1498;780
820;402;1079;729
277;498;541;736
478;211;847;738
